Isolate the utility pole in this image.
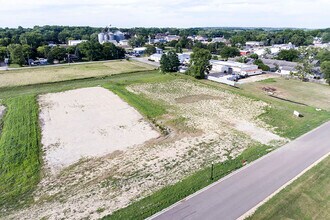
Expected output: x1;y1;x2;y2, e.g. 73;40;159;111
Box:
210;162;214;180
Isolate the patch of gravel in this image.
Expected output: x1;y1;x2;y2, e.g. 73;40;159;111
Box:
38;87;159;174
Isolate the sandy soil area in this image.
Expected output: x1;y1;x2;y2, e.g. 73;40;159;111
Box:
6;80;287;220
39;87;159;174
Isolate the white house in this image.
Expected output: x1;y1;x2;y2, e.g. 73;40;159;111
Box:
68;40;87;46
210;60;262;76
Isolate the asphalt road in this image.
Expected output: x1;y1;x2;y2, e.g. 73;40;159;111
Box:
129;57;160;67
151;121;330;220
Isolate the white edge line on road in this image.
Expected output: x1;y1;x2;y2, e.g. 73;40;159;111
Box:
148;121;330;220
237;151;330;220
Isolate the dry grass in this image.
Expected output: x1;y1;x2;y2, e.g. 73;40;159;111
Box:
242;77;330;111
0;60;154;88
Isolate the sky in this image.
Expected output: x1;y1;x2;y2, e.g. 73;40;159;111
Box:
0;0;329;29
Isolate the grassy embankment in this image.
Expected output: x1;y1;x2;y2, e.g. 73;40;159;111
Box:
0;96;41;210
247;155;330;220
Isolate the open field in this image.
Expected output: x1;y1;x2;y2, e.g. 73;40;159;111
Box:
0;60;155;88
0;66;329;219
242;77;330;111
39;87;159;174
247;155;330;220
0;96;41;210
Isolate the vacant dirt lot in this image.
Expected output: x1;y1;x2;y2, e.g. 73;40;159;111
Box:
7;80;286;220
39;87;159;174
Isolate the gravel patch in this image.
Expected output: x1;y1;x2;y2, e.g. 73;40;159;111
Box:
38;87;159;174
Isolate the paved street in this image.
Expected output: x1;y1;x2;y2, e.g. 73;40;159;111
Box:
129;57;160;67
151;121;330;220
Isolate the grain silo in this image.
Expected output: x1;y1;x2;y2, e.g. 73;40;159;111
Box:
98;32;105;44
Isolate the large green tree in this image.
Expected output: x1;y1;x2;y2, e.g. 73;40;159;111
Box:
220;46;240;58
188;48;212;78
48;46;67;62
0;46;7;61
277;49;299;62
7;44;25;66
37;45;51;58
160;51;180;72
78;41;103;61
320;61;330;85
145;45;156;55
295;60;313;80
253;59;270;71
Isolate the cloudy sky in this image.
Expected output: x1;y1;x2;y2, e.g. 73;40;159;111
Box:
0;0;329;29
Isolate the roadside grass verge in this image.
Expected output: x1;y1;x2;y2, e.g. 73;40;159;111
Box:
103;143;272;220
0;96;41;211
247;155;330;220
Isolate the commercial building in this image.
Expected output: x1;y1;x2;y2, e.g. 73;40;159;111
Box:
98;30;125;44
261;58;298;75
210;60;262;76
246;41;264;47
68;40;87;46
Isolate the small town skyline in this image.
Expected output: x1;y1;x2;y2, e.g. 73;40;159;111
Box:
1;0;330;29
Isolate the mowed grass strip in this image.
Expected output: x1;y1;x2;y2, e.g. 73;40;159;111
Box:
0;96;41;210
0;60;155;88
247;155;330;220
103;144;271;220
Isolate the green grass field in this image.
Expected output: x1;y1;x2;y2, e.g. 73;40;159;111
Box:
247;155;330;220
0;60;155;88
202;79;330;139
0;96;41;210
242;77;330;111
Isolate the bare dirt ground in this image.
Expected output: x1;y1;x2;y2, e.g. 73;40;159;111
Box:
238;74;279;84
38;87;160;174
6;80;286;220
